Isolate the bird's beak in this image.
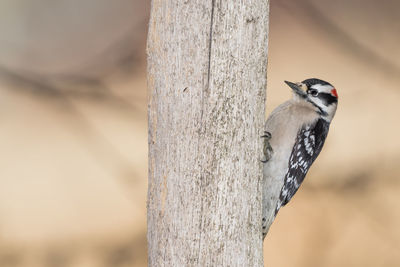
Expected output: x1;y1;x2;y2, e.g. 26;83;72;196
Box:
284;81;307;98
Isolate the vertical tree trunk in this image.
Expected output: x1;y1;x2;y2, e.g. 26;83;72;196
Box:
147;1;269;266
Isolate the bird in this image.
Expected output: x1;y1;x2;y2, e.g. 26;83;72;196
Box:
261;78;338;238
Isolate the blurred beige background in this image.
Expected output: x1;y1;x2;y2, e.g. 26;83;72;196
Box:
0;0;399;266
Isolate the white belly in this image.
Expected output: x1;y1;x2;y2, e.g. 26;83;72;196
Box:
262;100;318;232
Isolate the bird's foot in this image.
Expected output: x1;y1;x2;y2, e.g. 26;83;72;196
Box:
261;131;271;140
261;131;273;163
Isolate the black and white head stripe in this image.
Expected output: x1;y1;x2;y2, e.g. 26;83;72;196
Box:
301;78;338;121
275;118;330;214
310;89;338;106
303;79;338;103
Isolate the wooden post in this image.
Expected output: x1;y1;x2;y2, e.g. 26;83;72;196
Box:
147;1;269;266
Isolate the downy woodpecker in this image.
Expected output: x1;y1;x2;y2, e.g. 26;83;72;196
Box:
261;78;338;238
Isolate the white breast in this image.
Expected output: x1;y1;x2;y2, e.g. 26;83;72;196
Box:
262;99;319;229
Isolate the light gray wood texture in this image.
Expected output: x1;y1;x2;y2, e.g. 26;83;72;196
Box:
147;1;269;266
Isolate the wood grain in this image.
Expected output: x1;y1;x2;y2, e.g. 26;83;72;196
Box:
147;1;269;265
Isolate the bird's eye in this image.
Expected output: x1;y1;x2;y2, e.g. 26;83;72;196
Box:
308;89;318;96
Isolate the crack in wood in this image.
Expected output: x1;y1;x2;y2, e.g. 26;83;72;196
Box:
197;1;216;263
206;0;216;90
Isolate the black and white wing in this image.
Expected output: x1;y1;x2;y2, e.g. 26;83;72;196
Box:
275;119;330;214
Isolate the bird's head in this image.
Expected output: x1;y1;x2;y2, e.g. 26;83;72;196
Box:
285;78;338;122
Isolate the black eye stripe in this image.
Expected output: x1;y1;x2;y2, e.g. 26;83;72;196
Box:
317;92;337;105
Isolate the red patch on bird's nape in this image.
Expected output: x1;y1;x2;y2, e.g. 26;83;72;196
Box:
331;88;338;98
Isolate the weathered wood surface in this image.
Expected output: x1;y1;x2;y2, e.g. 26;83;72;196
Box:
147;0;269;266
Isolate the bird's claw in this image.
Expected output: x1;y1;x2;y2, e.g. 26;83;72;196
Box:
261;131;273;163
261;131;271;140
